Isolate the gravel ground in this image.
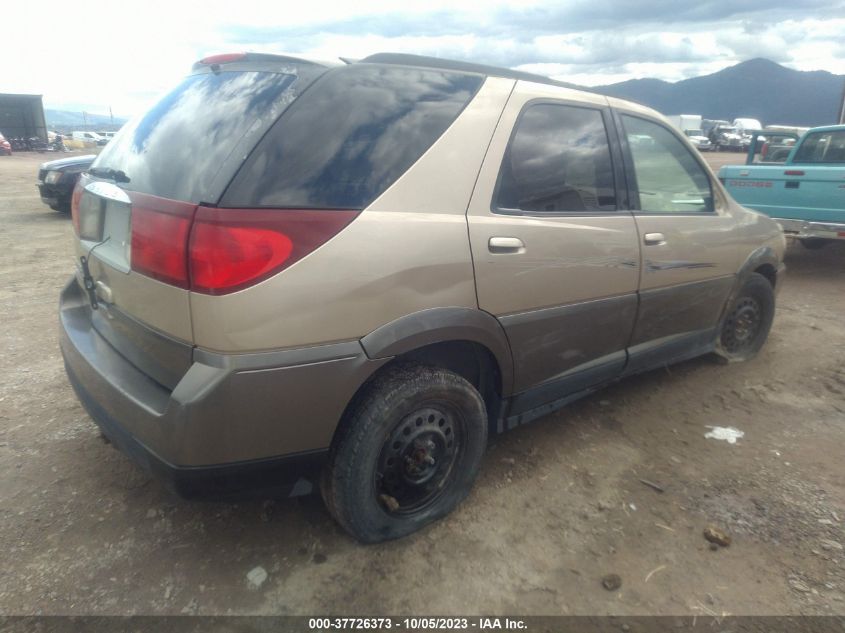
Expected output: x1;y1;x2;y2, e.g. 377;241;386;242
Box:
0;151;843;616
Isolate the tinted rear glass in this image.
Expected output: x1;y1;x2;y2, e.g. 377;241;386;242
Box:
221;64;484;209
91;68;321;203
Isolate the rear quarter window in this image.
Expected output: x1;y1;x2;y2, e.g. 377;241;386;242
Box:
221;64;484;209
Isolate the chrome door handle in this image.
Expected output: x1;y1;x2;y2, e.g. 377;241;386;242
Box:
643;232;666;246
488;237;525;253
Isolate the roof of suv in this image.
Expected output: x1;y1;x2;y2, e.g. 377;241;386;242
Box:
193;51;586;92
190;51;665;120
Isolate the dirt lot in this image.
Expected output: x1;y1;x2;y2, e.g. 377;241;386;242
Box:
0;151;843;617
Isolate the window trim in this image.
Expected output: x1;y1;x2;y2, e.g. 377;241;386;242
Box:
490;98;628;218
614;110;718;216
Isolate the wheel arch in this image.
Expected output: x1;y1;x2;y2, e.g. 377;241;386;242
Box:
359;307;514;397
330;308;515;439
737;246;779;289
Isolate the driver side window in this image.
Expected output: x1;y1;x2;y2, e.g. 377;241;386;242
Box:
622;115;713;214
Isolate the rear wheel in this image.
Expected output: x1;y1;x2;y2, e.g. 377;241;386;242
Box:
715;272;775;362
322;364;487;543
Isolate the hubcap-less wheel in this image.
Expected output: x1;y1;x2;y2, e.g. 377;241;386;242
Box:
721;296;762;354
321;363;487;543
376;406;461;514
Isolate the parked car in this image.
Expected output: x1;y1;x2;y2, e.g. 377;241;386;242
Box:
720;124;845;249
684;128;713;151
0;133;10;156
71;131;108;146
37;154;96;212
61;52;785;543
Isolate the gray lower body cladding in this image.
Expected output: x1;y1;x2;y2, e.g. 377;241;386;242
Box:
59;277;389;494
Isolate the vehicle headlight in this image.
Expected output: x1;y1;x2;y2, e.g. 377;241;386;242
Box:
45;171;63;184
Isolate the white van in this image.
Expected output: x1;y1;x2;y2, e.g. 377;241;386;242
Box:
72;131;107;146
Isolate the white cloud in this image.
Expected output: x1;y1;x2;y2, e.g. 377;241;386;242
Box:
1;0;842;115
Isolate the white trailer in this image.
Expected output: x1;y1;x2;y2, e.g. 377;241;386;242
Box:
666;114;702;133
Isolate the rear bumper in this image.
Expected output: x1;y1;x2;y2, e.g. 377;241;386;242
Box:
775;218;845;241
59;277;388;497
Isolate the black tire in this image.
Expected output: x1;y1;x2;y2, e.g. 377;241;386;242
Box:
800;238;830;250
322;363;487;543
715;272;775;362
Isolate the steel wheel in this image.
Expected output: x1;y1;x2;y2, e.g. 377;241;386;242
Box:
375;405;463;514
722;294;764;355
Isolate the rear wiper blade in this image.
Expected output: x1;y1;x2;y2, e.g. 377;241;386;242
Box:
88;166;131;183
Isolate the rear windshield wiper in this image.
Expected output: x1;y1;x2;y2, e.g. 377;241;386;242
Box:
88;166;131;183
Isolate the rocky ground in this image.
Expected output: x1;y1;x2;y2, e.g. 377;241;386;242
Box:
0;151;842;616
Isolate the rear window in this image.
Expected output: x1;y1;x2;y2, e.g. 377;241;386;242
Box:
793;130;845;163
91;67;324;203
221;64;484;209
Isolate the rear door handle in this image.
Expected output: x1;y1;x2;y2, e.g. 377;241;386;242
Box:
488;237;525;253
643;232;666;246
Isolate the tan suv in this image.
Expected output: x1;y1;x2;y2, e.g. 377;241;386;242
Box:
60;52;785;542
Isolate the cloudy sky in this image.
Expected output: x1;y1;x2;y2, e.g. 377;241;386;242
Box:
3;0;844;116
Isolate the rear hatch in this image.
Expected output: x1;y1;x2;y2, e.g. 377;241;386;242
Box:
71;55;329;388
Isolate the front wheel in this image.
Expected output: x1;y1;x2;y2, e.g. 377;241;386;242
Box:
715;272;775;362
322;364;488;543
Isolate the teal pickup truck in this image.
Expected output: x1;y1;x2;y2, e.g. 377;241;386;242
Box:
719;125;845;248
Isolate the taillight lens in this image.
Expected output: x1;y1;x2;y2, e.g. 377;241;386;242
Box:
188;208;359;295
70;177;87;235
130;194;197;288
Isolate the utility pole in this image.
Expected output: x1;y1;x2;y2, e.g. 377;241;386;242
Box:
110;106;114;126
82;111;88;128
839;79;845;124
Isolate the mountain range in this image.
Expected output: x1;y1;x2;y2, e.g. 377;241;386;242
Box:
593;58;844;127
44;109;128;128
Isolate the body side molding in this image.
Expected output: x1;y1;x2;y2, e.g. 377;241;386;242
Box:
359;307;515;396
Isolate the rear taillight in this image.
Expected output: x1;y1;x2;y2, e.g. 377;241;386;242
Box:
122;192;358;293
70;177;87;235
130;194;197;288
188;208;359;295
